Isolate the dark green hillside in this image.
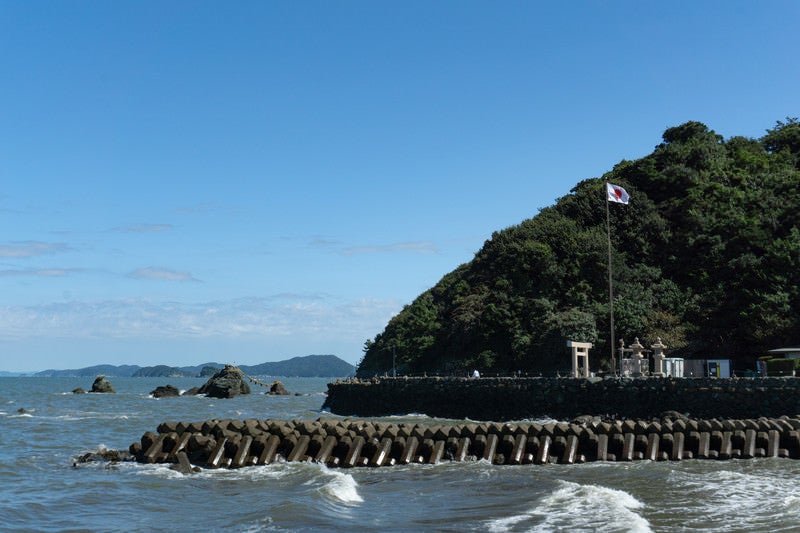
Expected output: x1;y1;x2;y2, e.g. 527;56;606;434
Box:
241;355;355;377
132;365;194;378
357;119;800;377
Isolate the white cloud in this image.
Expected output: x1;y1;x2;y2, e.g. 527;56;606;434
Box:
128;267;199;282
0;241;69;258
0;296;401;344
112;224;173;233
0;268;83;277
342;241;440;255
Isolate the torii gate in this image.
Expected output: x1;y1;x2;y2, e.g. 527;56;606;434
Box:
567;340;593;378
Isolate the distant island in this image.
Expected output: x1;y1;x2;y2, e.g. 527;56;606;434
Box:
29;354;355;378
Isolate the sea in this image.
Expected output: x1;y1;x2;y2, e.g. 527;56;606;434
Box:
2;376;799;532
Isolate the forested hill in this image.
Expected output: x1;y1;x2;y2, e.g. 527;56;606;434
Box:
356;119;800;378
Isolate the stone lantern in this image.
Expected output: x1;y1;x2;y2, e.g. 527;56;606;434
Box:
651;337;667;377
630;337;645;376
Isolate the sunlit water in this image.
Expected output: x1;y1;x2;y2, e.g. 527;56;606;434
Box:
1;377;798;532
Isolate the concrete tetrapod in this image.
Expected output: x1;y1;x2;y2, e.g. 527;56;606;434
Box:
128;416;800;471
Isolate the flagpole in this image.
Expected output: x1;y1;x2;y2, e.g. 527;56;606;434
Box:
605;183;616;376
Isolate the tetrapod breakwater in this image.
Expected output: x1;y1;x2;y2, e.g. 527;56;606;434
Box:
129;415;800;471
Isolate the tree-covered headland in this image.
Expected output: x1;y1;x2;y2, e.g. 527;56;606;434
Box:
356;119;800;378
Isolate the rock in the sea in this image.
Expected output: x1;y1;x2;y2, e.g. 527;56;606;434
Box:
150;384;181;398
659;410;689;422
72;388;86;394
73;448;132;466
182;387;200;396
197;365;251;398
91;375;115;393
268;381;290;395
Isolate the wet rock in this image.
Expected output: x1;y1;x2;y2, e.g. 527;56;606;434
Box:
72;388;86;394
74;448;132;466
150;385;180;398
182;387;200;396
197;365;251;399
91;375;115;393
571;414;600;426
660;410;689;422
268;381;290;395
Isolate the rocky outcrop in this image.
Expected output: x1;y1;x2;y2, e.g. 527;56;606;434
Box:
197;365;251;399
150;385;180;398
90;375;115;393
74;448;132;465
268;381;289;395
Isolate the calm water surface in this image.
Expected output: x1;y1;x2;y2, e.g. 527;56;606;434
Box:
1;377;798;532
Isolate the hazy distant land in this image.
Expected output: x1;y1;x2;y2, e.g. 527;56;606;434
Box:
3;354;355;378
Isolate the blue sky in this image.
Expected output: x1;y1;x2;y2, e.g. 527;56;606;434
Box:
1;1;798;372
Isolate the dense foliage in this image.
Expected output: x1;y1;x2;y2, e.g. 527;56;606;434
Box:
357;119;800;377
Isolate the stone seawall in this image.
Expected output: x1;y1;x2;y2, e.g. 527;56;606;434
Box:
322;377;800;420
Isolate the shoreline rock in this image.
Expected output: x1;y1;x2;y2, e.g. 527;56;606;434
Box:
150;385;180;398
197;365;251;399
90;375;115;393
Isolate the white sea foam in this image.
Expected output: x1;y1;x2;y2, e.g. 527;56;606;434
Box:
519;417;559;424
488;480;651;532
316;467;363;504
48;413;131;422
783;494;800;513
134;461;291;481
666;464;800;529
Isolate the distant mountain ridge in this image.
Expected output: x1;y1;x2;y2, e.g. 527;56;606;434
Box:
239;355;356;378
35;364;143;378
32;354;355;378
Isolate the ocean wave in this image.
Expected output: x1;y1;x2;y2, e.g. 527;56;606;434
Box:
664;462;800;530
132;458;363;507
41;413;131;422
314;466;363;505
488;480;651;532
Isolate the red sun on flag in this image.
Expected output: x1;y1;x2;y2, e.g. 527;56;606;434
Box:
606;183;630;204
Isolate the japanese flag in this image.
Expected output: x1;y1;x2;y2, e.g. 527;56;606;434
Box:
606;183;630;204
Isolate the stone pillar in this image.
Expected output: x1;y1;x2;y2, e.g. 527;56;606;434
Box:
651;337;667;377
567;341;592;378
617;338;627;376
630;337;645;376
